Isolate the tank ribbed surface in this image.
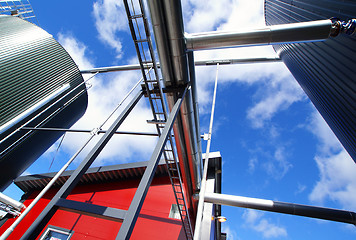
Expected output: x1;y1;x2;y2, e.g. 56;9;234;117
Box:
265;0;356;161
0;15;88;190
0;15;83;126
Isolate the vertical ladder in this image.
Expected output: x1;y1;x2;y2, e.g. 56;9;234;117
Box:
123;0;193;239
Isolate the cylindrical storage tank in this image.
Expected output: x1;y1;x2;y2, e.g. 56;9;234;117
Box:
0;15;88;190
264;0;356;162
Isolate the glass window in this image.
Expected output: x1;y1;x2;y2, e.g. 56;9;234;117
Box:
168;204;181;219
40;226;72;240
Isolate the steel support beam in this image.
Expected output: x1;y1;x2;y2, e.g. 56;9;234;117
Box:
204;192;356;225
116;85;188;240
56;198;127;222
20;91;143;240
185;19;333;50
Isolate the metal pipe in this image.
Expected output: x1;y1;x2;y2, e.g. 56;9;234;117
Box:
204;192;356;225
186;19;333;51
0;84;70;137
79;57;281;74
194;56;281;65
146;0;175;87
163;0;189;86
147;0;201;214
80;63;151;74
194;63;219;240
20;127;159;136
0;192;25;211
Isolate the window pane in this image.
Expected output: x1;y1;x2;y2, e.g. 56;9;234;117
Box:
43;230;69;240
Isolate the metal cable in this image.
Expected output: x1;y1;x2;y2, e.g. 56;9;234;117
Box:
47;132;66;172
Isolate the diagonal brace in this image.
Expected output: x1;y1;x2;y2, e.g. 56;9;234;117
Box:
21;91;143;240
116;86;188;240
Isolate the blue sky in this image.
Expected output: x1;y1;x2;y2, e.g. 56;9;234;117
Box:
3;0;356;239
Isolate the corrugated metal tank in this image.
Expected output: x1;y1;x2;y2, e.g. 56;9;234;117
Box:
0;15;88;190
265;0;356;162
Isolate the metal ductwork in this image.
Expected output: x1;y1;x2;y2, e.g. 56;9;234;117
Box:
147;0;202;214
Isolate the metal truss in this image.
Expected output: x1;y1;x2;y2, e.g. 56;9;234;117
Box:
0;0;38;25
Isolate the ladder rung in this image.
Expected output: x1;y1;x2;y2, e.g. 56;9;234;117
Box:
129;14;144;19
135;38;148;43
147;119;166;124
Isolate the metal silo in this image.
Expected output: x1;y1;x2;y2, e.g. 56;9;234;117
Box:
265;0;356;162
0;15;88;190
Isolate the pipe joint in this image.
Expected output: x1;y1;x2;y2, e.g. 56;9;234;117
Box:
330;18;356;37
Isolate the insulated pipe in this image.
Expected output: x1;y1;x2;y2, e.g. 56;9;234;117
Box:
0;192;25;211
146;0;175;87
162;0;189;86
186;19;333;50
203;193;356;225
147;0;202;215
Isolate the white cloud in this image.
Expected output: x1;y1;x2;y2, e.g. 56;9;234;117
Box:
294;183;307;195
183;0;235;33
242;209;288;238
306;110;342;155
247;79;305;128
55;33;157;166
182;0;306;126
247;145;292;179
57;33;95;70
92;0;128;58
307;109;356;211
222;224;237;240
248;157;258;173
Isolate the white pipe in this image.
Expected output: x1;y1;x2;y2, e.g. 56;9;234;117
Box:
203;192;356;225
186;19;332;50
194;63;219;240
0;84;70;137
80;57;281;74
0;192;25;211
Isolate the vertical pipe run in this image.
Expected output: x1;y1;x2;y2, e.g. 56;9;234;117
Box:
194;64;219;240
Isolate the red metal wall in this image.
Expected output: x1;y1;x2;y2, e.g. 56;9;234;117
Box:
0;176;186;239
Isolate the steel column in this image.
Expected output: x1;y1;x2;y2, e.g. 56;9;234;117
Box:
204;192;356;225
116;86;188;240
20;91;143;240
